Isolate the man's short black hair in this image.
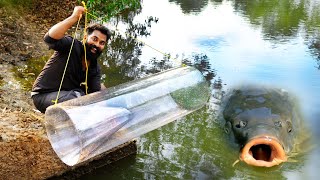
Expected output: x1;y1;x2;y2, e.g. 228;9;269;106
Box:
87;23;111;41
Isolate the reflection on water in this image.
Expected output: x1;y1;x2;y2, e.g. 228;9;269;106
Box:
94;0;319;179
233;0;306;41
100;15;160;86
169;0;209;14
13;0;320;179
12;55;48;91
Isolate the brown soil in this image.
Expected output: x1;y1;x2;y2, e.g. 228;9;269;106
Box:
0;1;137;179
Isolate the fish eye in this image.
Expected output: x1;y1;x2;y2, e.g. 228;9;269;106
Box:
235;120;247;128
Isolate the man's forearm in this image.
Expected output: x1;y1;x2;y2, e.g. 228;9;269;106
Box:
48;16;79;40
48;6;85;40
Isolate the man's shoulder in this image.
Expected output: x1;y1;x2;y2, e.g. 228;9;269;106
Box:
44;33;82;44
44;33;83;52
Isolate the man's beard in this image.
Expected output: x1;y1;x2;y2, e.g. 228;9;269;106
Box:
85;43;102;61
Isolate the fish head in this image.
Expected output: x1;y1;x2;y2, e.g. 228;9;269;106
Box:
224;107;295;167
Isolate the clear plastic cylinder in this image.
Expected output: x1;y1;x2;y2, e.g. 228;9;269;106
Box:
45;66;211;166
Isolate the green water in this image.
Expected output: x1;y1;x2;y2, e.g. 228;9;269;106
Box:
12;0;320;179
12;55;48;91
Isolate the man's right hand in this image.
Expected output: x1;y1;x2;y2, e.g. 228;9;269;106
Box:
71;6;86;20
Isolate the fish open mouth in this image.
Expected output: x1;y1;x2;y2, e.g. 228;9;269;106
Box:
240;136;287;167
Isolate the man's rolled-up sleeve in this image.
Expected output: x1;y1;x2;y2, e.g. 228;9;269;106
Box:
43;33;73;52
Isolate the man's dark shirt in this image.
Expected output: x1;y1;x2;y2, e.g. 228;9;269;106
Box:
32;34;101;94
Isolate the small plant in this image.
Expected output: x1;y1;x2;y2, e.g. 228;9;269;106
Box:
81;0;141;21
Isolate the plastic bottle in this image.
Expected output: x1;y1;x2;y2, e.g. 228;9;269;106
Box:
45;66;211;166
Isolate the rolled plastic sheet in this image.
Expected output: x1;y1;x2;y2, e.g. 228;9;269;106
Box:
45;66;211;166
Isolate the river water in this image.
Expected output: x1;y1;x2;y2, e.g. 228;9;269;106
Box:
80;0;320;179
17;0;320;179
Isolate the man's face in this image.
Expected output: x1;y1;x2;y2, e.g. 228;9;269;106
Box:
85;30;107;60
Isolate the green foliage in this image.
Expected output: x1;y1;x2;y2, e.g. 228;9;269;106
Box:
80;0;141;22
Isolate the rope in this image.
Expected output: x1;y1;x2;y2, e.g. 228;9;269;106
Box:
52;16;82;105
81;1;89;95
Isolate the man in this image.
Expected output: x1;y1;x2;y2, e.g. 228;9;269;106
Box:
31;6;111;113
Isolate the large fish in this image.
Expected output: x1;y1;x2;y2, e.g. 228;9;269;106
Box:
222;85;307;167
